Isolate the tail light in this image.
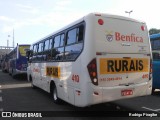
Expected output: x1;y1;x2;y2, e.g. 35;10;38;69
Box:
87;58;98;85
149;59;152;80
141;25;145;31
98;19;104;25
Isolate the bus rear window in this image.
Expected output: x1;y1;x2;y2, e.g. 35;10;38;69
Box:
19;46;30;56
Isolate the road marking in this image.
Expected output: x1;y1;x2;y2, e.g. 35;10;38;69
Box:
0;97;2;102
142;107;160;113
1;83;31;90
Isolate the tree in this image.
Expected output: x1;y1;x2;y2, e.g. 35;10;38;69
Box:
149;28;160;35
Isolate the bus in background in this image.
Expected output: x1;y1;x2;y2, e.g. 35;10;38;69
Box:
150;33;160;93
8;44;30;78
1;54;10;72
27;13;152;107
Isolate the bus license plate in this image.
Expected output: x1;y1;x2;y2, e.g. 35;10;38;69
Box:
121;89;133;96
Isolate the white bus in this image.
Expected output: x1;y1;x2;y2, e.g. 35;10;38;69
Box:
27;13;152;107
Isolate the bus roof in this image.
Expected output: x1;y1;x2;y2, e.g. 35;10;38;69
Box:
150;33;160;40
19;44;30;46
7;44;30;54
31;12;146;45
93;12;145;23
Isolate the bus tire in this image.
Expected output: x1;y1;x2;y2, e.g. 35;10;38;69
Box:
152;88;155;94
51;84;61;104
11;70;16;79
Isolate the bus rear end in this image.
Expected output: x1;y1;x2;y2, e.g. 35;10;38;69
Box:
86;13;152;105
13;45;30;76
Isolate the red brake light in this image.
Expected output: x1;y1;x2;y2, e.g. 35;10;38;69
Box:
98;19;104;25
87;58;98;85
141;25;145;31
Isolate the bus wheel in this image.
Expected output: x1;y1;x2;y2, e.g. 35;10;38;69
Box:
52;85;61;104
11;70;16;79
152;88;155;95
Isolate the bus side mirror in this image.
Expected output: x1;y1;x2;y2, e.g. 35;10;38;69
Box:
26;50;33;61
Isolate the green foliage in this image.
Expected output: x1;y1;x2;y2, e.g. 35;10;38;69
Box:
149;28;160;35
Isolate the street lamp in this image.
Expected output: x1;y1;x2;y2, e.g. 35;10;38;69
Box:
8;29;15;48
7;39;9;47
125;10;133;17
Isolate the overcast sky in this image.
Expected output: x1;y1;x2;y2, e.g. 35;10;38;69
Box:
0;0;159;47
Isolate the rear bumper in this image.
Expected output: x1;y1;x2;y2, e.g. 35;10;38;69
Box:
87;80;152;106
15;69;27;75
102;81;152;102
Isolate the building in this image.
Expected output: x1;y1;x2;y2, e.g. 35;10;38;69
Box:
0;46;14;60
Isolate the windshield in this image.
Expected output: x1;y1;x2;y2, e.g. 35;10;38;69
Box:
152;51;160;60
19;45;30;56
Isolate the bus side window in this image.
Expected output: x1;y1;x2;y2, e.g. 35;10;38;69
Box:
49;38;53;49
60;34;64;47
44;39;50;51
65;25;84;61
54;35;60;48
44;39;50;61
32;44;38;61
52;35;64;61
67;28;77;45
30;45;33;57
37;42;44;61
33;44;38;54
77;25;84;42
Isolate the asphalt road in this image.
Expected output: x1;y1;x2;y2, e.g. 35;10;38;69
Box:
0;70;160;120
112;91;160;111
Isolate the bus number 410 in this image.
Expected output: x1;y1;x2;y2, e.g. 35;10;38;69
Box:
72;74;79;83
142;74;148;79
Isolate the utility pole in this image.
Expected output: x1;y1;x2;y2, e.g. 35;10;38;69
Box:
8;29;15;48
13;29;14;48
6;39;9;54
